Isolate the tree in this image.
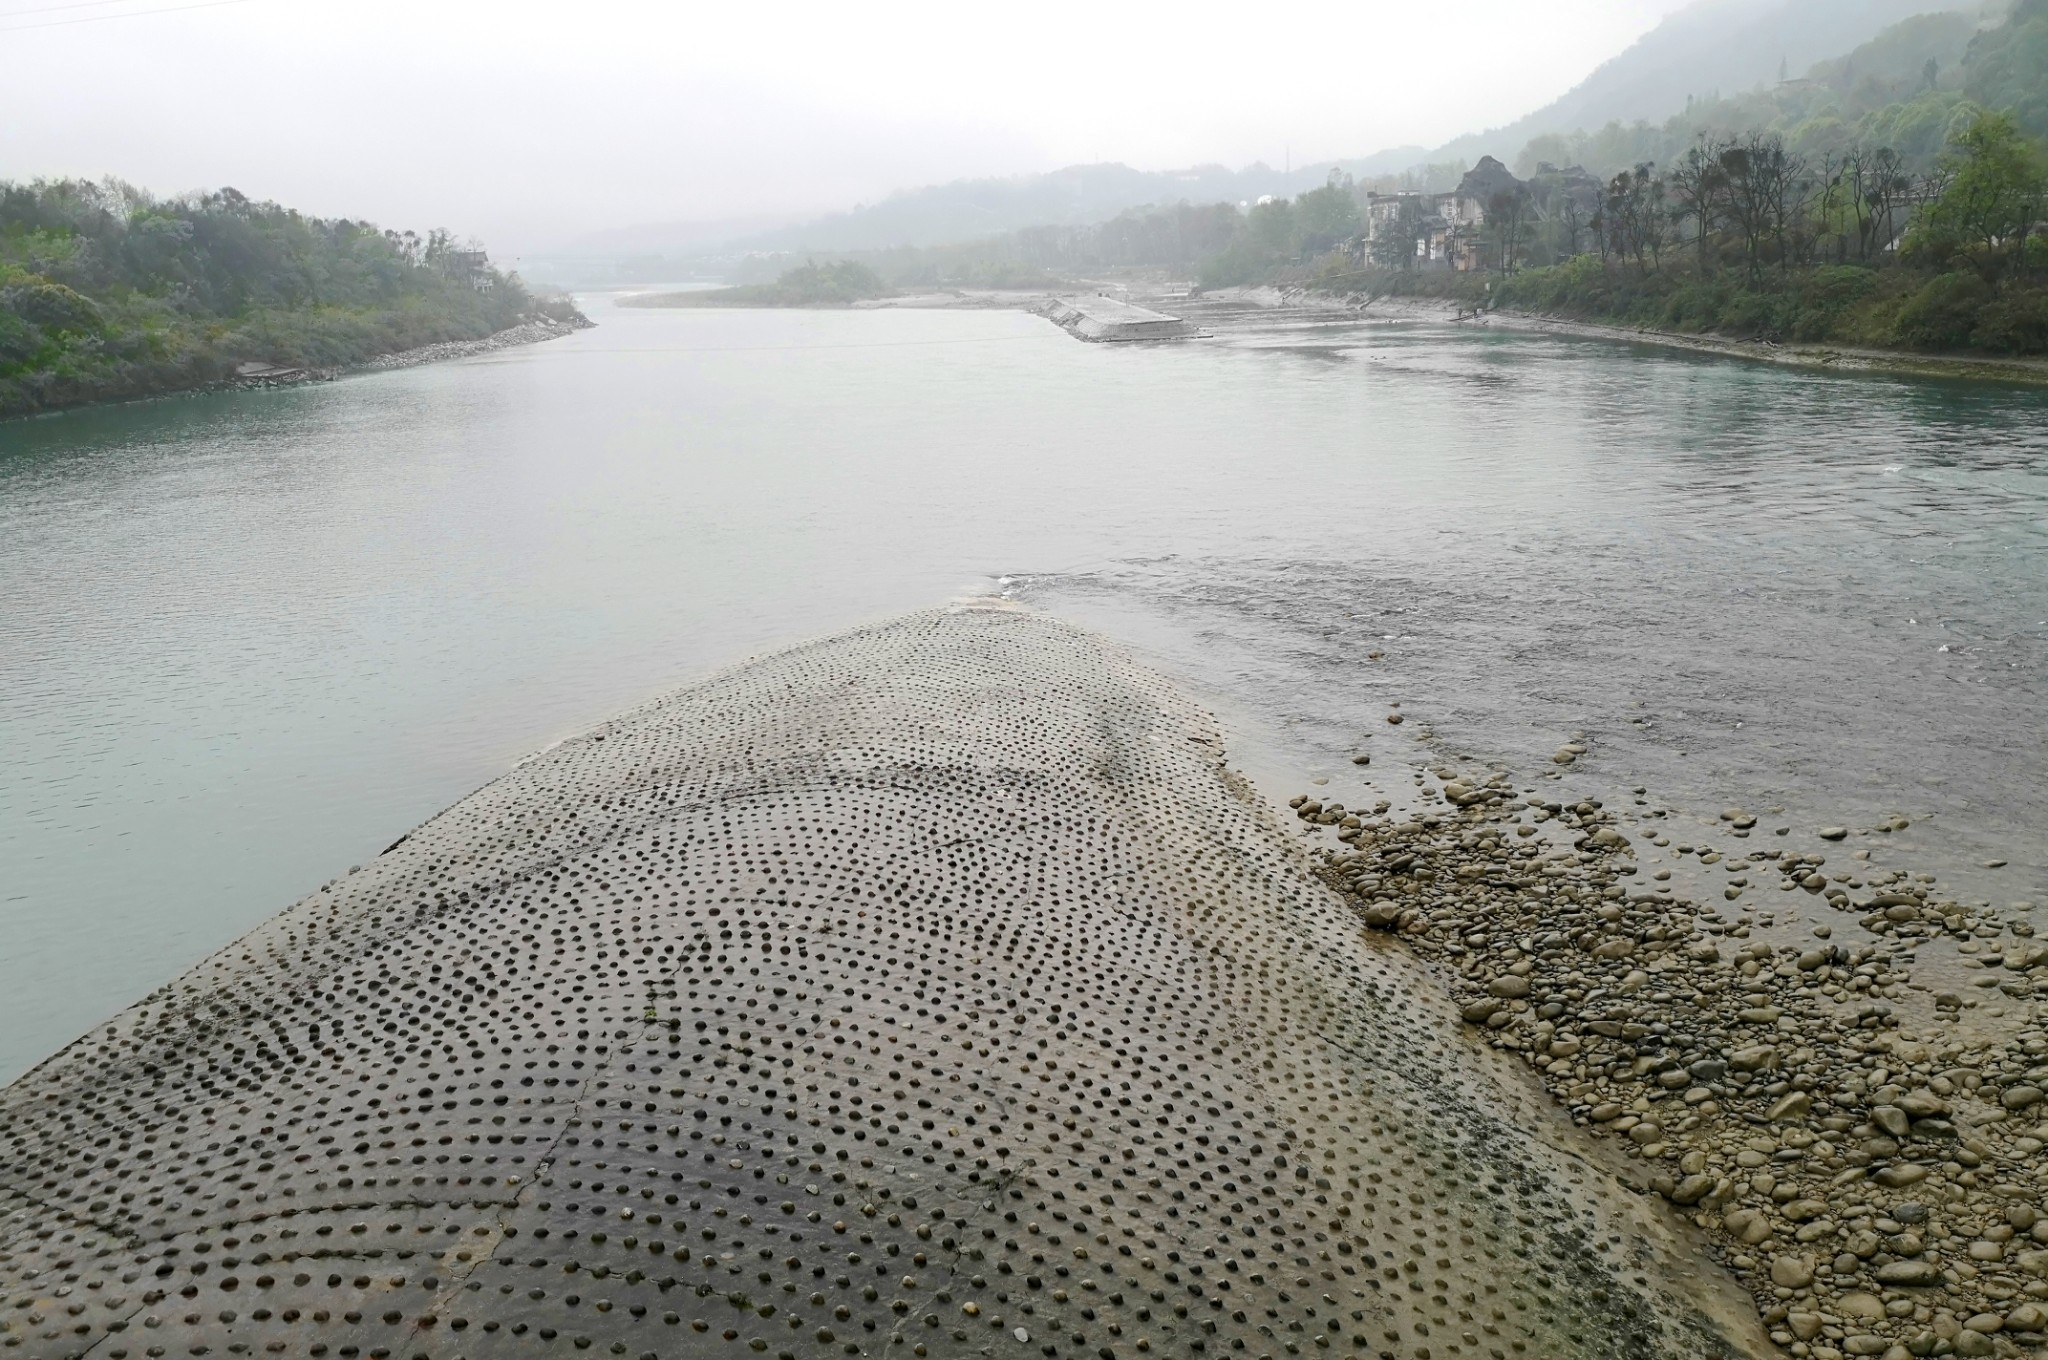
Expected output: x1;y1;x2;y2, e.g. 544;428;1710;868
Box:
1554;193;1588;260
1514;133;1575;179
1906;110;2046;281
1;176;554;417
1718;134;1802;280
1601;165;1668;272
1757;139;1810;275
1246;197;1298;259
1486;188;1533;273
1668;140;1730;272
1846;146;1910;262
1293;171;1361;257
1369;199;1426;270
1812;153;1849;264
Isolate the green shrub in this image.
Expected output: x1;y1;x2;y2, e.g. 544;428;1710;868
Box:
1895;271;1993;348
1661;280;1725;332
1717;290;1789;339
0;310;42;366
1805;265;1879;303
2;279;103;334
1755;267;1873;342
1970;289;2048;352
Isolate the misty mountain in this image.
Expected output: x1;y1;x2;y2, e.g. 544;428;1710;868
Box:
729;150;1426;255
544;0;1994;276
753;0;1986;259
1429;0;1985;167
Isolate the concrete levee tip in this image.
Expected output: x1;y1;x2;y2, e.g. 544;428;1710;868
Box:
0;607;1766;1359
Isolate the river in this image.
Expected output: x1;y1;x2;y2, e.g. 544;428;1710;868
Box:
1;292;2043;1083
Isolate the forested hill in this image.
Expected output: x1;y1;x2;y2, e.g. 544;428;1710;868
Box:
1494;0;2046;186
0;180;585;419
1430;0;1985;171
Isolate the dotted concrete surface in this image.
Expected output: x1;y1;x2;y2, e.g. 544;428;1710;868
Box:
0;605;1763;1359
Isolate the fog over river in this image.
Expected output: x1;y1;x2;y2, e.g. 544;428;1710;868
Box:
1;294;2042;1082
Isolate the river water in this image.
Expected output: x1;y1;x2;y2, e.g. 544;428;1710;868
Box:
1;293;2044;1083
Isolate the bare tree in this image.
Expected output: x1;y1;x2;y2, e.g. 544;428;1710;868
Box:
1554;193;1587;259
1668;140;1729;272
1718;134;1802;280
1487;188;1533;274
1642;169;1671;271
1602;165;1668;272
1757;139;1811;275
1718;143;1767;280
1847;147;1910;262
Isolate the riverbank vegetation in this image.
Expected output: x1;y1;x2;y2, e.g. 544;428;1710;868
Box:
710;204;1245;296
1512;1;2046;191
748;0;2047;359
1346;108;2047;355
1284;0;2048;356
619;260;890;308
0;179;583;418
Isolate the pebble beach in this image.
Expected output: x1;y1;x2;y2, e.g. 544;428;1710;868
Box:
1298;727;2048;1359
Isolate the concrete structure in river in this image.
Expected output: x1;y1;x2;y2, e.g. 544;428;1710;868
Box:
0;605;1761;1359
1042;295;1198;342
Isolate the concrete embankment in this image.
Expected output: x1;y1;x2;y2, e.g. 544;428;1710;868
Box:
0;605;1765;1359
1042;294;1199;342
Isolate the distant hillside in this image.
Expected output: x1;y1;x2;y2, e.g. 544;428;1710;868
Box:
734;152;1425;255
1502;0;2038;179
705;0;1990;260
618;260;891;309
1431;0;1986;168
536;0;2007;276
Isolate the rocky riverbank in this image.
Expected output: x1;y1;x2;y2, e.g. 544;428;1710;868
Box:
5;313;593;421
232;314;590;390
1295;751;2048;1359
352;312;591;373
208;315;593;396
1367;293;2048;388
1181;287;2048;388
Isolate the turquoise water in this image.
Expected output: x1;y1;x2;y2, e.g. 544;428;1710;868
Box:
2;294;2044;1081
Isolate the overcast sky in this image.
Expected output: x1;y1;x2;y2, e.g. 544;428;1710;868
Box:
3;0;1699;255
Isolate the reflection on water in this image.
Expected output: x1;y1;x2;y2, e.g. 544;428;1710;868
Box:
1;295;2044;1081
